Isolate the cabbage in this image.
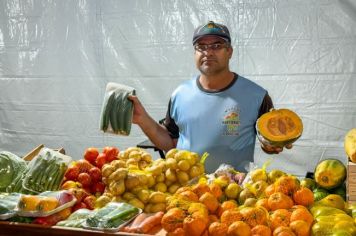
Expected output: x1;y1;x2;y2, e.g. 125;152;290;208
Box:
0;151;27;192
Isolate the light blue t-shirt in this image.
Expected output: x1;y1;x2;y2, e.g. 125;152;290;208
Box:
169;74;267;172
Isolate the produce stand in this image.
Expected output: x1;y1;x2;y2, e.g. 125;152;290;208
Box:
0;221;165;236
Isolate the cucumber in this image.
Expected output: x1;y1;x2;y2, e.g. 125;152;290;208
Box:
118;91;129;134
101;92;116;132
110;92;123;134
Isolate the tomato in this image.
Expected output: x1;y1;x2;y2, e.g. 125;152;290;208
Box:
84;147;99;165
95;153;107;168
64;166;80;181
92;181;105;194
72;202;87;212
103;146;119;162
77;172;92;187
75;159;94;173
83;195;96;210
89;167;102;182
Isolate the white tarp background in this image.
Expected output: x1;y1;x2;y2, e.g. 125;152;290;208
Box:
0;0;355;176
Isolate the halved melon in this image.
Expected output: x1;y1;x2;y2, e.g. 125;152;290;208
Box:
256;108;303;147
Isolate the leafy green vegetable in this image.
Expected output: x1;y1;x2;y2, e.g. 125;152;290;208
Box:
0;151;27;192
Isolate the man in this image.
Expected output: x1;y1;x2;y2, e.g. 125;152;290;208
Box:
130;21;289;172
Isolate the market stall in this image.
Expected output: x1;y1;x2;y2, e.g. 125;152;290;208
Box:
0;126;356;236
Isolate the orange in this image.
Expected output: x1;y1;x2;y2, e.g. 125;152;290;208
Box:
227;221;251;236
208;222;228;236
251;224;272;236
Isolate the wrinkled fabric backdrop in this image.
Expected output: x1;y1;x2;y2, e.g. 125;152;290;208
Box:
0;0;355;176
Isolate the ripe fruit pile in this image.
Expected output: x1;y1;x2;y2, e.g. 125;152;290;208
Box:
61;147;119;211
95;147;205;213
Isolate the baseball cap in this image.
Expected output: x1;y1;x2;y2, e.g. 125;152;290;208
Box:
192;21;231;45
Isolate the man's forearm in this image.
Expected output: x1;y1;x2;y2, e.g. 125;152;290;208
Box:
138;115;176;152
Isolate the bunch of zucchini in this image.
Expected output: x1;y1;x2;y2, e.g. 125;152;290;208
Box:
100;83;135;135
21;148;71;193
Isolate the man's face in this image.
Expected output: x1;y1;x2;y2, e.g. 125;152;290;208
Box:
194;36;233;76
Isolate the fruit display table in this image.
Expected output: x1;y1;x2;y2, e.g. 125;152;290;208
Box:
0;221;165;236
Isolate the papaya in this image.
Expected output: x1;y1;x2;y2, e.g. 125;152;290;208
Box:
314;159;346;189
344;128;356;162
256;108;303;147
313;194;345;211
310;205;347;218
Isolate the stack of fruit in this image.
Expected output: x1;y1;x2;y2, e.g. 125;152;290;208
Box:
60;147;119;211
95;147;205;213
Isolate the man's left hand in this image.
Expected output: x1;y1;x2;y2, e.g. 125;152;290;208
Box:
261;143;293;154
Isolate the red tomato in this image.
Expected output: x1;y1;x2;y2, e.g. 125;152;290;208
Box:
77;172;92;187
89;167;102;182
72;202;87;212
75;159;94;173
83;195;96;210
64;166;80;181
103;146;119;162
91;181;105;194
95;153;107;168
84;147;99;165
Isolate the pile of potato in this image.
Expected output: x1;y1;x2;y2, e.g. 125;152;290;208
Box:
95;147;205;213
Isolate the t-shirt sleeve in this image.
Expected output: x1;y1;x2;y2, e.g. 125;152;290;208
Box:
258;92;274;118
162;99;179;139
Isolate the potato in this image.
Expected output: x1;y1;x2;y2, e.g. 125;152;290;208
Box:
129;150;142;160
126;158;138;166
147;174;155;188
101;164;115;178
108;168;128;182
165;168;177;182
141;153;152;163
165;148;178;159
174;150;190;161
155;182;167;193
95;195;111;208
155;173;165;183
165;158;177;169
189;165;202;178
144;203;153;213
177;171;189;184
128;198;145;209
187;152;199;166
150;203;166;213
125;174;140;190
138;174;148;185
110;160;126;169
138;160;149;170
146;165;163;176
137;189;150;203
122;192;136;201
109;180;125;196
168;184;180;194
177;159;190;171
149;192;166;203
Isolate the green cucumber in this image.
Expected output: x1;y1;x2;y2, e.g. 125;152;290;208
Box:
101;92;116;132
110;92;122;133
122;90;135;135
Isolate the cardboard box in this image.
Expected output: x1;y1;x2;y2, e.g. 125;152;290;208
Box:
347;161;356;201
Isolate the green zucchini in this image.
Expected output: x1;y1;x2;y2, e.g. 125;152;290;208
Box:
100;92;116;132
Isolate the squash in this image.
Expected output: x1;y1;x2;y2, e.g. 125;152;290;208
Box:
256;108;303;147
314;159;346;190
344;128;356;163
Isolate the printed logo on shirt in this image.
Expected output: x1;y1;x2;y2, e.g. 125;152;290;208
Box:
222;106;240;136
